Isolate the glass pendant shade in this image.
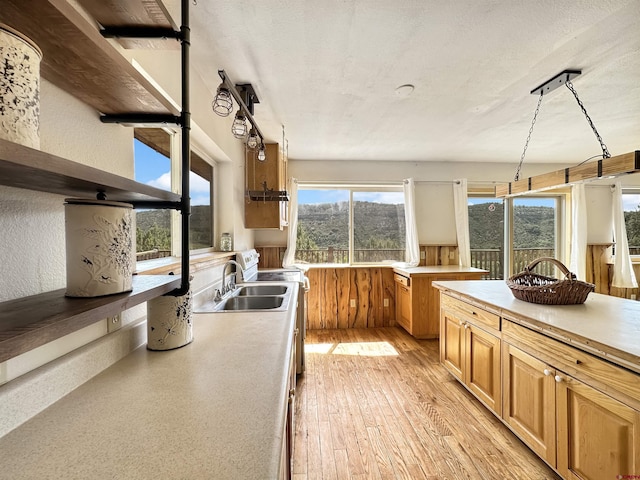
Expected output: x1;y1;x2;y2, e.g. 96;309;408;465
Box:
231;111;248;138
212;86;233;117
247;129;258;149
257;143;266;162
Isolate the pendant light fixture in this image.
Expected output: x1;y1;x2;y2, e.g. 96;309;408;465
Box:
213;70;267;149
496;69;639;198
231;110;248;138
247;128;258;149
257;142;266;162
212;84;233;116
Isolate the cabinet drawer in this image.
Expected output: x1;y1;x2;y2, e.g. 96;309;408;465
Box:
394;273;410;287
441;294;500;330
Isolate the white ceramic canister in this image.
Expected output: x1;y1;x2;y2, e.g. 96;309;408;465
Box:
0;23;42;149
64;198;135;297
147;279;194;351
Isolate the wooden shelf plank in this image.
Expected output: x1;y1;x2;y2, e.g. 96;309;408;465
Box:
0;138;180;203
0;275;181;363
0;0;179;115
77;0;180;50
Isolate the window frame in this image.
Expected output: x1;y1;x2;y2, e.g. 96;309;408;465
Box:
134;128;216;258
504;193;568;277
296;183;406;267
621;187;640;260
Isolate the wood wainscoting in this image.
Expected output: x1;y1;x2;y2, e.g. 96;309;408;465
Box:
306;267;396;329
255;245;460;330
255;245;460;269
587;244;640;299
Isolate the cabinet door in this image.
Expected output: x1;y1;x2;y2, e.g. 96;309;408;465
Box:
440;309;464;381
465;324;501;415
556;373;640;480
395;282;411;333
502;343;556;466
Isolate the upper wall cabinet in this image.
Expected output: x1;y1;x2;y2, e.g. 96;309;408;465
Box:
245;143;289;229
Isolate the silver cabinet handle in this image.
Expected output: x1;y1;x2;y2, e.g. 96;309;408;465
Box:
463;323;469;330
543;369;552;376
554;375;563;383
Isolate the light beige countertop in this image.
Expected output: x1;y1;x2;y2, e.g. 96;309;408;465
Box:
0;285;298;479
393;265;488;276
434;280;640;373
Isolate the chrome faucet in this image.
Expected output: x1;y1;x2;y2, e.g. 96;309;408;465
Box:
221;260;243;295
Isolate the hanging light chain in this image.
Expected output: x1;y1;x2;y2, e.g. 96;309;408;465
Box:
514;91;544;182
565;80;611;159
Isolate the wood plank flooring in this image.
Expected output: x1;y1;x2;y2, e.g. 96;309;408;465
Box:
293;327;561;480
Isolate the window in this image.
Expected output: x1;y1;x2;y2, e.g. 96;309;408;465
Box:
468;194;565;279
134;129;214;260
468;197;504;279
510;196;563;277
189;152;213;250
134;136;172;258
296;187;406;265
623;190;640;255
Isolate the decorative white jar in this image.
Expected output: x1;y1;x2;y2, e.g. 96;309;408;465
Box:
147;281;193;351
64;198;135;297
0;23;42;149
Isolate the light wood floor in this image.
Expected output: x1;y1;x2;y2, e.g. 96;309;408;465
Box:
293;327;561;480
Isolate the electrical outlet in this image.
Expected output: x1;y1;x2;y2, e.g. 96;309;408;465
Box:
350;299;356;308
107;314;122;333
449;251;455;259
420;251;425;259
383;298;389;307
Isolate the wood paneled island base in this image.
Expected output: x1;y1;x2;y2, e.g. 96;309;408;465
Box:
435;280;640;480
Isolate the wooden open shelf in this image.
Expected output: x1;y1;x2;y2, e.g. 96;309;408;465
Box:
0;0;179;116
0;275;181;363
0;138;180;204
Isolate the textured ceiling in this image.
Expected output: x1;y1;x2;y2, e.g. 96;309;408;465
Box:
175;0;639;164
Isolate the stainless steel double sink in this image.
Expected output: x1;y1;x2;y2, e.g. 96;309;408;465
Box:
196;284;291;312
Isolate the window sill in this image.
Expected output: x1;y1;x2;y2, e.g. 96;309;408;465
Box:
137;251;236;275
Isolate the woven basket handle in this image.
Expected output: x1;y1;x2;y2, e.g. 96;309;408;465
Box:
524;257;576;280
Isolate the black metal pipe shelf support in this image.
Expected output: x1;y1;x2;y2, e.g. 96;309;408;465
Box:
99;114;182;126
96;0;192;296
100;26;181;41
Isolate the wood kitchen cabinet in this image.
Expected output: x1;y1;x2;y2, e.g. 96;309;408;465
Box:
502;342;557;466
279;321;297;480
394;267;487;339
440;294;502;415
502;320;640;479
245;143;289;229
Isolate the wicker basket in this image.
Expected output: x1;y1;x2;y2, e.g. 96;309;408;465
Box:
506;257;594;305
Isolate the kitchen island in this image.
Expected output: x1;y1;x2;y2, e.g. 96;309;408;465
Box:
0;282;299;480
392;265;487;338
434;280;640;480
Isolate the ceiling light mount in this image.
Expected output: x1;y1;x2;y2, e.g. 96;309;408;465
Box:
514;68;610;182
530;69;581;96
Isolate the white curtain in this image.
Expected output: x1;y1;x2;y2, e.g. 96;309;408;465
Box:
282;177;298;268
569;184;588;280
453;178;471;267
392;178;420;268
611;181;637;288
